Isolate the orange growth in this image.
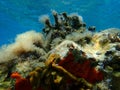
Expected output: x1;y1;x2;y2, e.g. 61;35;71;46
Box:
11;72;32;90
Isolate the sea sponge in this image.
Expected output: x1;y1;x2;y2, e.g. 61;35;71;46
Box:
58;50;104;84
11;72;32;90
27;67;43;90
45;53;60;66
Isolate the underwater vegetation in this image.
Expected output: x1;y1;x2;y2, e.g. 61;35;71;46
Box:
0;11;120;90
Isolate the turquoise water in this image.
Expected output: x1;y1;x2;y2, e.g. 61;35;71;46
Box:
0;0;120;46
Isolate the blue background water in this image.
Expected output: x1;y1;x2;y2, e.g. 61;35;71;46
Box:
0;0;120;46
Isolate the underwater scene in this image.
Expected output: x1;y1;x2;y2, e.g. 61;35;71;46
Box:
0;0;120;90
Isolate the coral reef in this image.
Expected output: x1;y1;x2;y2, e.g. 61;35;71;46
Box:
0;11;120;90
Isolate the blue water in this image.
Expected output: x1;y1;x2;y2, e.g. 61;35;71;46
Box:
0;0;120;46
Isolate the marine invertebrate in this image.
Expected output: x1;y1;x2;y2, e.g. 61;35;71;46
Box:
45;53;60;66
43;53;93;89
11;72;32;90
26;51;93;90
28;67;43;90
58;49;104;84
41;11;87;50
1;11;120;90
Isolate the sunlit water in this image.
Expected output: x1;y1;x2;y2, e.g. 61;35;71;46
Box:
0;0;120;46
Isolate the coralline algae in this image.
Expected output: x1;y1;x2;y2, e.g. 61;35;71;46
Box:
0;11;120;90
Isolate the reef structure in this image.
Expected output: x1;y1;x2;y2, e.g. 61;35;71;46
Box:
0;11;120;90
